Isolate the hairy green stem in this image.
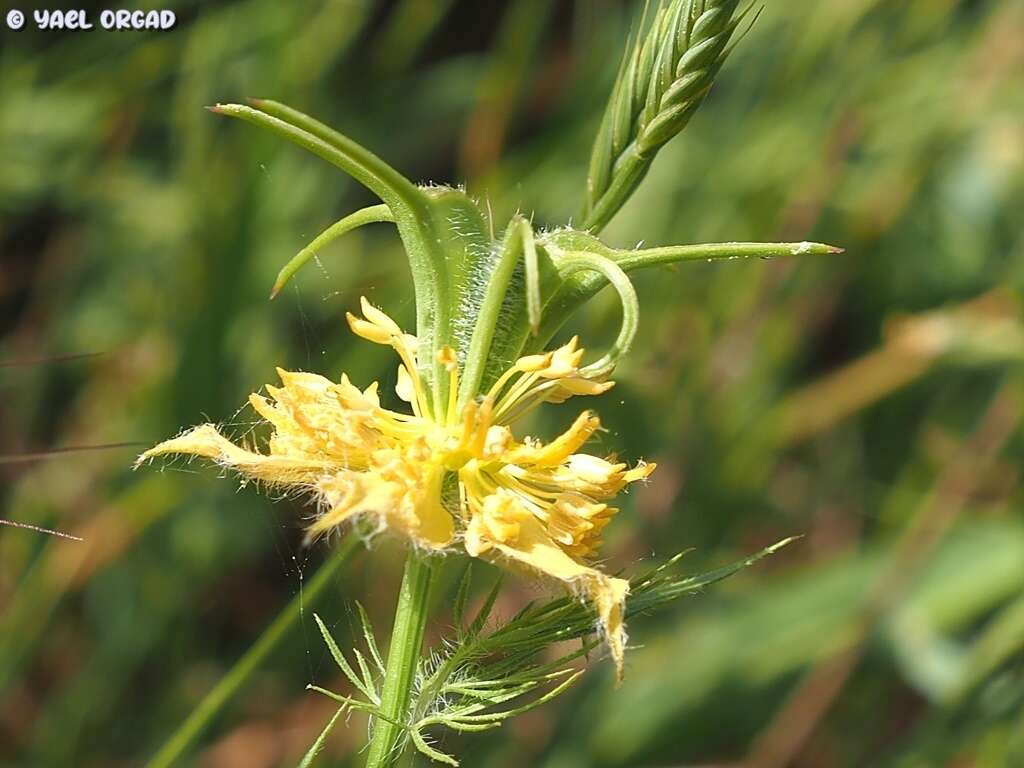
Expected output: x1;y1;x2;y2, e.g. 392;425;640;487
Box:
146;538;357;768
526;240;841;355
364;553;436;768
614;240;843;271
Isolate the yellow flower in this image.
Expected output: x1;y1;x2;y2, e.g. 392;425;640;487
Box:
138;297;654;676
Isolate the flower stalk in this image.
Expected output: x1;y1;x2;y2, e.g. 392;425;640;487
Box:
364;553;436;768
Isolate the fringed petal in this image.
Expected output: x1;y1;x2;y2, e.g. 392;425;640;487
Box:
311;450;454;550
136;424;335;485
466;497;629;679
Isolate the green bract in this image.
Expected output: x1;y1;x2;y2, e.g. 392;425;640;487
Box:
213;97;835;410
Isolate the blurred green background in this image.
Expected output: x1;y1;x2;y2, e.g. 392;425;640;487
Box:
2;1;1023;766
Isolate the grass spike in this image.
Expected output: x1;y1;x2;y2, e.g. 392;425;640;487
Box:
582;0;747;232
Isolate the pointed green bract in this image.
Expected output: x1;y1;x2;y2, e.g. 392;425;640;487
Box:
216;100;839;404
478;230;840;376
213;101;500;413
270;204;394;299
308;540;796;765
525;238;841;354
456;215;532;407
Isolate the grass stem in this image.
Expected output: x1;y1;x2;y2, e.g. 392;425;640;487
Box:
145;538;357;768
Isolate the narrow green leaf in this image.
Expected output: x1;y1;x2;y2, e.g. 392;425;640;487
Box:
313;613;376;702
296;706;346;768
352;648;380;704
465;576;503;640
410;729;460;766
448;670;581;724
306;685;381;716
629;537;801;612
452;564;473;631
356;602;386;675
270;204;394;298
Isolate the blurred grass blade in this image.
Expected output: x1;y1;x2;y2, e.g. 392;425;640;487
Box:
946;591;1024;706
0;351;104;368
145;538;357;768
0;442;144;465
0;519;82;542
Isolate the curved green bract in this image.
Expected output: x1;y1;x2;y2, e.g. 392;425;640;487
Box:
269;204;394;299
211;102;445;407
213;101;495;415
552;250;639;379
243;99;426;216
456;214;530;408
524;238;842;355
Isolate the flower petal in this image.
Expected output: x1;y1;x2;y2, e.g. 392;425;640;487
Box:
506;411;601;467
347;312;393;345
359;296;403;336
395;364;416;404
311;451;454;550
136;424;334;485
465;493;630;679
